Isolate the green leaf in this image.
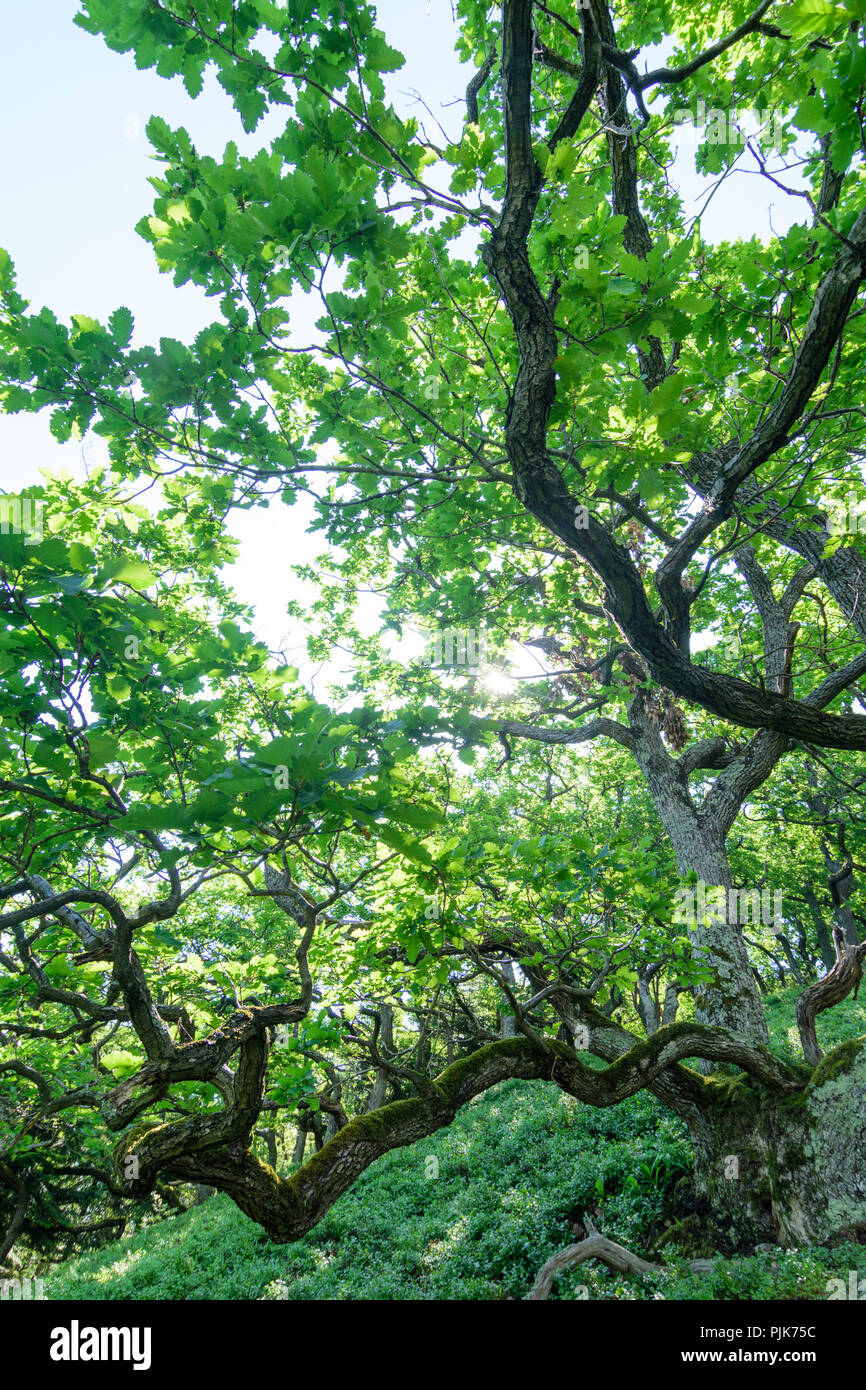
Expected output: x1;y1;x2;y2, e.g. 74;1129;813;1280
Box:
93;558;157;591
108;306;134;347
106;673;131;702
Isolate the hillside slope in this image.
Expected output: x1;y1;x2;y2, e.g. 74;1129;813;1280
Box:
45;989;866;1301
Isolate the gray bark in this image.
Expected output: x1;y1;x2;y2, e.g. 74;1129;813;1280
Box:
692;1038;866;1247
802;882;836;970
291;1125;307;1166
628;698;770;1047
500;961;518;1037
365;1002;395;1111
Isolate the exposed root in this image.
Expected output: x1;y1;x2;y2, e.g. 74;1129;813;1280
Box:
526;1219;716;1300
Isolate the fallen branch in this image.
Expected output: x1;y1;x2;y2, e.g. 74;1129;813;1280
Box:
527;1226;716;1299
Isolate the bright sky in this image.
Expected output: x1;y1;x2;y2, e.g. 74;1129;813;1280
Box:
0;1;805;687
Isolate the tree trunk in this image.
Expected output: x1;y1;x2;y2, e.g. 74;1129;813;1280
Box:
566;966;866;1248
802;882;836;970
291;1124;307;1166
143;1016;866;1253
365;1002;395;1111
823;845;861;946
255;1129;277;1169
689;1037;866;1246
628;701;770;1048
500;961;518;1037
678;837;770;1049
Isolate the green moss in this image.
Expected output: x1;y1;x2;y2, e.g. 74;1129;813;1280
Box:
47;1080;693;1301
113;1120;167;1162
334;1096;437;1143
436;1036;539;1101
807;1036;866;1093
702;1071;753;1101
602;1021;719;1083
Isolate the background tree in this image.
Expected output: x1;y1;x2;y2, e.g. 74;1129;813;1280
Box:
3;0;866;1265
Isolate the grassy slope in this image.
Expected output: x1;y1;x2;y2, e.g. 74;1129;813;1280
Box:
45;988;866;1301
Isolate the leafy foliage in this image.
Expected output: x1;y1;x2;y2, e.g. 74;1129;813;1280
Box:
3;0;866;1280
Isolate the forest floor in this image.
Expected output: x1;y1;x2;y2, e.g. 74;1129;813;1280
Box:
44;987;866;1300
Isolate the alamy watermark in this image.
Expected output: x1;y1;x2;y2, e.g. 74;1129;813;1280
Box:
0;496;44;546
672;98;784;153
823;493;866;536
50;1323;151;1370
674;880;783;934
0;1276;45;1300
826;1271;866;1299
422;626;486;672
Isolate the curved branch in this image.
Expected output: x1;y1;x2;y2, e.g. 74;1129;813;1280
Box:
678;737;739;776
485;6;866;749
639;0;779;91
112;1025;271;1190
23;874;108;950
527;1231;716;1299
795;926;866;1065
117;1026;803;1242
657;203;866;601
496;716;634;748
465;46;497;126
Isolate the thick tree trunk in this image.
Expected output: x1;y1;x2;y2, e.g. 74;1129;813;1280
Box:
689;1037;866;1246
133;1022;866;1252
675;838;771;1050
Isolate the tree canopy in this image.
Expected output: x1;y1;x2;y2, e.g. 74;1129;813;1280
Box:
3;0;866;1273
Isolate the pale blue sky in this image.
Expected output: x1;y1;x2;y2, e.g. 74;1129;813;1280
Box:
0;2;803;683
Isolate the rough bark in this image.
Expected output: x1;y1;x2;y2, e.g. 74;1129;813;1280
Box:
691;1037;866;1247
796;927;866;1066
527;1231;715;1299
112;1025;804;1243
627;698;770;1047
